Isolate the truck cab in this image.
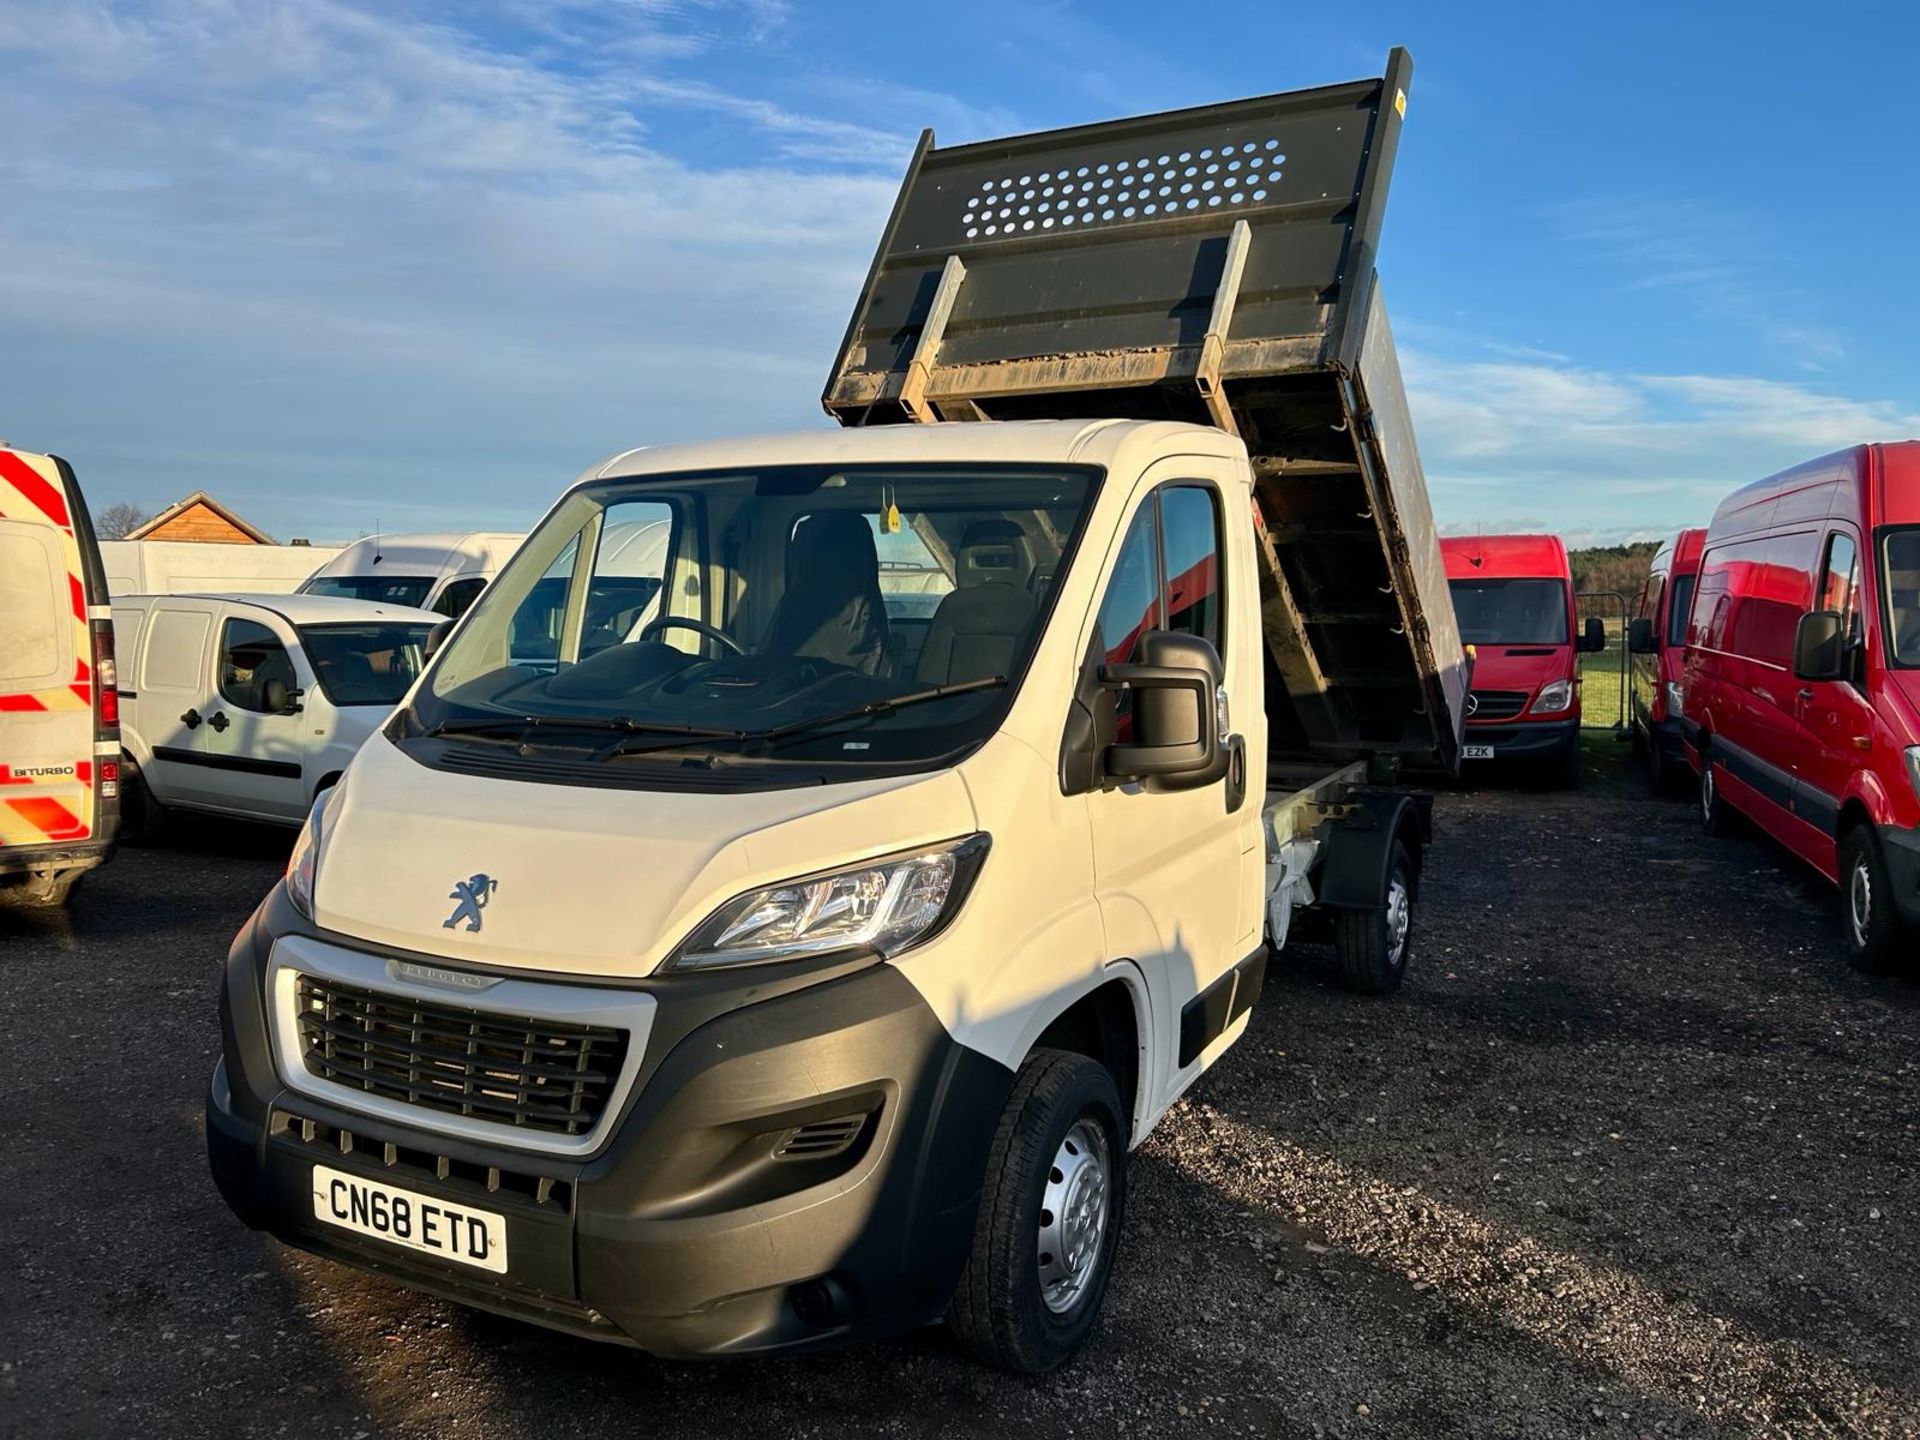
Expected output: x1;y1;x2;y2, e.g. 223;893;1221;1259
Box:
1443;534;1601;786
206;50;1464;1372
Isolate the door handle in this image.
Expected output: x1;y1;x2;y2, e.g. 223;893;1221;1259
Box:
208;710;231;733
180;708;202;729
1796;688;1815;702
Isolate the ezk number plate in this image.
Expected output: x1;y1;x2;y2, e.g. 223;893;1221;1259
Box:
310;1165;508;1274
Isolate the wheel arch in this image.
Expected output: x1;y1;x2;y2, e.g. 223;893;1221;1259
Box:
1022;969;1150;1145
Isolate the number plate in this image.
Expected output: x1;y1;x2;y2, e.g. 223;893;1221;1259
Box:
1462;744;1495;760
310;1165;508;1273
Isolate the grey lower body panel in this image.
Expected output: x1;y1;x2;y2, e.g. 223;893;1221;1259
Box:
207;887;1014;1357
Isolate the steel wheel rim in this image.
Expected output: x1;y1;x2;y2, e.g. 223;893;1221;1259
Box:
1385;874;1411;966
1037;1116;1111;1316
1851;856;1873;947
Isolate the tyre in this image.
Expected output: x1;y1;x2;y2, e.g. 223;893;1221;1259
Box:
948;1048;1128;1374
1334;839;1414;994
1839;826;1906;975
119;757;167;847
1698;748;1736;837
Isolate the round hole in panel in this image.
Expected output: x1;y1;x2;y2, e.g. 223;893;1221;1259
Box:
1184;198;1199;209
1102;208;1115;220
1207;195;1220;207
980;180;994;191
1096;162;1110;174
1144;202;1158;214
1222;143;1236;155
1077;194;1091;207
1020;173;1032;183
1122;206;1136;217
1199;147;1213;159
1062;214;1074;225
1177;150;1191;162
966;226;978;237
1201;179;1214;191
1251;189;1267;201
1268;171;1282;183
1155;153;1169;165
1038;202;1050;213
1229;192;1244;203
985;224;998;234
1022;219;1035;230
1076;165;1089;177
1183;165;1196;177
1042;216;1055;228
1180;182;1192;193
1265;139;1279;150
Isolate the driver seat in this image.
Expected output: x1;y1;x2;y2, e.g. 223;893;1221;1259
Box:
915;520;1038;686
757;511;889;675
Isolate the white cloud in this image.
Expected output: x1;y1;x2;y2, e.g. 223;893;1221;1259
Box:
0;0;934;534
1405;348;1920;544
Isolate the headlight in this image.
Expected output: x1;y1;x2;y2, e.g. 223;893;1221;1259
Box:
1532;678;1575;715
665;834;989;972
285;787;337;919
1666;681;1685;718
1906;747;1920;806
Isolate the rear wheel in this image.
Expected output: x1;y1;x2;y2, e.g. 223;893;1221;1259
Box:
1334;839;1415;994
1698;749;1736;837
948;1048;1127;1374
1840;826;1905;974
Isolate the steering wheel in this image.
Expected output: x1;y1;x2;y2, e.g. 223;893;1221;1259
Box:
637;616;746;656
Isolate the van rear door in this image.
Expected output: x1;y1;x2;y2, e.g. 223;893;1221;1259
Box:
0;505;92;853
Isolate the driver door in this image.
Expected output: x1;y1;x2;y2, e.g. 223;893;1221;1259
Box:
1083;463;1262;1117
199;607;311;821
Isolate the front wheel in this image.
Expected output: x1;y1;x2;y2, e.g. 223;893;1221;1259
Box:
1334;839;1415;994
948;1049;1128;1374
1840;826;1906;975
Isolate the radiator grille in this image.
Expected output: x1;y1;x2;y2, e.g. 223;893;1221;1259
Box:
293;975;628;1137
1467;689;1529;722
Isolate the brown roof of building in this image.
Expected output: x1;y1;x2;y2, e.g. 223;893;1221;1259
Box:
125;490;276;544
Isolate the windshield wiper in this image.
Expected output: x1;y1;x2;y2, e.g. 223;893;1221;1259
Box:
420;715;746;752
744;675;1008;752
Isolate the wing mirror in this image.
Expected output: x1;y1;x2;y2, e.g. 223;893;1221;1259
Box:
1793;609;1847;681
1577;615;1608;654
1100;630;1230;792
261;678;304;715
425;619;455;659
1627;617;1656;655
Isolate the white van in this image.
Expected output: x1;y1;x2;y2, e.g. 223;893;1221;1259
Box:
101;539;340;599
0;445;119;905
299;532;523;619
113;593;438;830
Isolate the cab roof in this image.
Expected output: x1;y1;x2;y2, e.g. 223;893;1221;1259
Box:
1439;533;1571;581
591;419;1246;484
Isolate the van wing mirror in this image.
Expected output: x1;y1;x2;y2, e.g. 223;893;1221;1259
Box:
261;677;303;715
1793;609;1846;681
1627;617;1656;655
1100;630;1229;792
1578;615;1608;653
425;619;455;659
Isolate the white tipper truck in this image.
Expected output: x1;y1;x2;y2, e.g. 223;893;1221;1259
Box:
207;48;1467;1372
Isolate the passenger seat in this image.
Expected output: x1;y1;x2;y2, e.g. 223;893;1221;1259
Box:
915;520;1038;686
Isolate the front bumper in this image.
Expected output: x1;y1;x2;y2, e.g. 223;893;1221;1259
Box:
1881;825;1920;928
1460;717;1578;762
207;887;1012;1357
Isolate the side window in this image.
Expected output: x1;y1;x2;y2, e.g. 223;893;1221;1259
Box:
1819;532;1859;625
142;608;211;691
218;617;295;713
1665;574;1695;648
433;577;487;619
1095;500;1161;667
1160;485;1223;653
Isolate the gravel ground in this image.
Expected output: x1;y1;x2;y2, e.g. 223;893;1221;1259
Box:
3;744;1917;1438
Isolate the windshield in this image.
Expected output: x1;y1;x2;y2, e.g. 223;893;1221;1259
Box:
303;574;435;608
1448;577;1570;646
1885;528;1920;667
301;622;435;706
408;464;1098;775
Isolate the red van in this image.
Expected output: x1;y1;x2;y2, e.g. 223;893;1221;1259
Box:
1682;442;1920;970
1628;526;1706;793
1442;534;1605;786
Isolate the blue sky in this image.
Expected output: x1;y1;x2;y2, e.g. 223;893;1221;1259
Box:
2;0;1916;545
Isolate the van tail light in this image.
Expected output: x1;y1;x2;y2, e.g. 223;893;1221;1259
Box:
91;621;119;736
98;758;119;800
